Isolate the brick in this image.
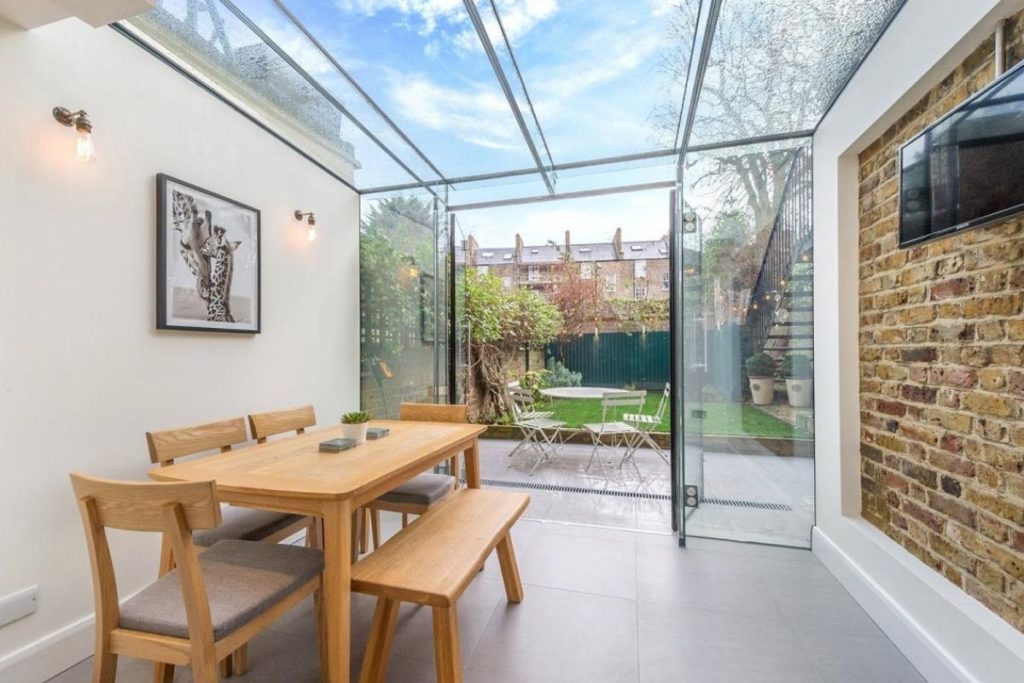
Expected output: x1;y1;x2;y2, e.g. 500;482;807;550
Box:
930;366;977;388
965;488;1024;526
901;347;938;363
928;491;977;528
931;277;972;299
901;461;938;489
962;391;1018;418
877;399;907;416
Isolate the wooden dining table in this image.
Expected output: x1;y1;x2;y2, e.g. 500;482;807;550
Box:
150;418;487;683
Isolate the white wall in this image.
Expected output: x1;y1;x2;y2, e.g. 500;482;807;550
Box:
0;17;360;681
813;0;1024;681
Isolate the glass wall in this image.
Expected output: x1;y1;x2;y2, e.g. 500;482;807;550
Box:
680;138;814;547
360;190;448;417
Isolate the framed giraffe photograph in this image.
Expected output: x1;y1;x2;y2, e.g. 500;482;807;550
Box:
156;174;261;333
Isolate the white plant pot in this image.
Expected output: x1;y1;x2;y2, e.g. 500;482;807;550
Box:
749;377;775;406
785;379;814;408
340;422;368;444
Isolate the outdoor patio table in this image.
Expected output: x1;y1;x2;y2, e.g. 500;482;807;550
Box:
539;386;626;399
150;418;486;683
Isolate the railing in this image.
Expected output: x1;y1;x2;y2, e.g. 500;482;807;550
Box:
746;147;813;354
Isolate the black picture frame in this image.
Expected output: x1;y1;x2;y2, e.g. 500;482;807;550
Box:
156;174;261;333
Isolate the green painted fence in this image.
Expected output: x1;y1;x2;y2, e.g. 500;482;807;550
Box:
545;331;670;389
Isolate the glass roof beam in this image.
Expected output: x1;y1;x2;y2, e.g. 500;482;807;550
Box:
461;0;555;195
270;0;449;184
676;0;723;164
485;0;556;173
218;0;439;198
448;180;676;212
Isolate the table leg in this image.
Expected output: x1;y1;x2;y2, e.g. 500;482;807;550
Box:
321;500;352;683
464;439;481;489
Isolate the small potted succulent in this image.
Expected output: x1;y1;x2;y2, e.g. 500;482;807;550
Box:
340;411;372;444
745;352;777;406
781;354;814;408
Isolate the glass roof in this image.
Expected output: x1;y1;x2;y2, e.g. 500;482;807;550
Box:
123;0;905;197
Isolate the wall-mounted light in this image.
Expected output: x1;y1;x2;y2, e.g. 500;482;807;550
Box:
52;107;95;163
295;210;316;241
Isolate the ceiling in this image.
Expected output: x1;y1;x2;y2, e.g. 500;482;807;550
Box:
121;0;907;200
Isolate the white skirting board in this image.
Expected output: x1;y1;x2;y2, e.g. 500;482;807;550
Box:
0;613;94;683
813;525;1024;683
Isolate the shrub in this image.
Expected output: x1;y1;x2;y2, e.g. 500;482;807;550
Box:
340;411;372;424
745;352;777;378
543;358;582;387
781;354;813;379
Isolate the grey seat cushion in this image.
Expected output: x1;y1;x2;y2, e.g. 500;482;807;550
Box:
120;540;323;640
376;473;455;507
193;506;305;547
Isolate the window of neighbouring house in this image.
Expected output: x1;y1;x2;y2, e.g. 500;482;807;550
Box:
581;262;594;279
502;276;512;290
635;282;648;299
478;265;489;275
662;271;670;291
528;265;541;282
634;260;647;278
604;273;617;292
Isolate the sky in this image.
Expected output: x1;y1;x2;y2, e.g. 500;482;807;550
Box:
456;187;672;248
186;0;686;188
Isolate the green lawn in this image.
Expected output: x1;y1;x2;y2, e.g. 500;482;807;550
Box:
536;396;808;439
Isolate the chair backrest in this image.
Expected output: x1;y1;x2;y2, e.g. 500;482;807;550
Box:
69;473;220;642
655;384;671;421
146;417;249;466
399;402;468;423
507;387;536;423
248;405;317;443
601;390;647;422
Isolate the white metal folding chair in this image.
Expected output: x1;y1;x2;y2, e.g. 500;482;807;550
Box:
583;391;647;476
507;387;568;475
624;383;671;466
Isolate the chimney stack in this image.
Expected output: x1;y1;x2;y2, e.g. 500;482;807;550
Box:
613;227;623;258
565;229;571;255
515;233;524;261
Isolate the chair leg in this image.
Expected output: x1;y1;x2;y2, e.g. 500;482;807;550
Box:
432;606;463;683
233;644;248;675
495;534;524;604
94;650;117;683
306;517;322;550
352;512;363;563
359;508;370;555
152;662;174;683
370;509;381;550
219;656;232;678
401;513;409;528
359;598;400;683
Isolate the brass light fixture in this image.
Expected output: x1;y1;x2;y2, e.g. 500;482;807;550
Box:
53;107;95;162
295;210;317;241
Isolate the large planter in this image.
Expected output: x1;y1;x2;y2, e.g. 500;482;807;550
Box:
340;422;368;444
748;377;775;405
785;379;814;408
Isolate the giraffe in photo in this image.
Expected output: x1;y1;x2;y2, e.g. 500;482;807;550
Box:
199;226;241;323
170;191;212;300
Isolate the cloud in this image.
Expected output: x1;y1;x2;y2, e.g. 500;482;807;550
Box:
388;73;523;150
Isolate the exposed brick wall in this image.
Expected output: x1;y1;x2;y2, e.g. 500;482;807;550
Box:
858;16;1024;633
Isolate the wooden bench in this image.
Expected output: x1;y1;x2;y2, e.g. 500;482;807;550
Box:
352;488;530;683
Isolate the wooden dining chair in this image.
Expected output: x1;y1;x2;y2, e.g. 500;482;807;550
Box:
146;417;312;677
69;473;324;683
247;405;317;443
363;403;467;552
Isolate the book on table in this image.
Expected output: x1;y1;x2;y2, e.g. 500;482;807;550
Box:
319;438;357;453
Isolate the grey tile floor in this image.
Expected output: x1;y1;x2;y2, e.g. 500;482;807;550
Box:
48;516;924;683
479;438;814;548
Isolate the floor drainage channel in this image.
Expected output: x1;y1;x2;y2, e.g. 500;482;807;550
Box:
475;479;793;511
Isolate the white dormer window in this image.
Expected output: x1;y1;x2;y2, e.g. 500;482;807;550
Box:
630;245;644;252
531;249;539;254
634;260;647;279
659;247;668;255
579;247;592;253
580;263;594;280
481;252;493;258
503;254;512;260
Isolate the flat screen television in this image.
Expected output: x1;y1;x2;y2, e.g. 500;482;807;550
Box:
899;60;1024;247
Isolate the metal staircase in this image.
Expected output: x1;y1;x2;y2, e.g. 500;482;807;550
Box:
746;147;814;361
